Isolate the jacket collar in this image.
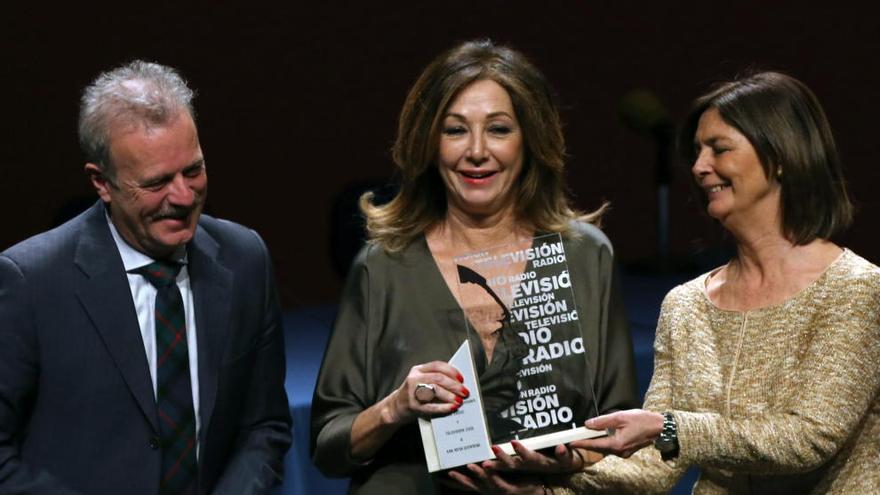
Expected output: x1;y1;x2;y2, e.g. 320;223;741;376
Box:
72;201;234;439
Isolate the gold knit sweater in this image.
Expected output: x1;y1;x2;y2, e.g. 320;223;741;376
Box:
556;249;880;494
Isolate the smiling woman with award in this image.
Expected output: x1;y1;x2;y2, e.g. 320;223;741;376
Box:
477;72;880;494
310;40;638;493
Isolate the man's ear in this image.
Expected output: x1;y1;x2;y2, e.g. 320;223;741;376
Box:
85;163;112;203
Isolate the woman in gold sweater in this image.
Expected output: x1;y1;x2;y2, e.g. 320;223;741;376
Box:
459;72;880;494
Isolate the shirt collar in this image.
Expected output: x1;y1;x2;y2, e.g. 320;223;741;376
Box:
104;207;188;271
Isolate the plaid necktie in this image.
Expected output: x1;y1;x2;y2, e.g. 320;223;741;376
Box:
135;261;198;495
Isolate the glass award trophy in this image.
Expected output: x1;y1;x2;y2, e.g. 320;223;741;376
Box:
419;233;605;472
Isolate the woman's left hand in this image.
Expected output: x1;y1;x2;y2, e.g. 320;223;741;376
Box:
442;441;601;494
570;409;665;458
447;464;546;494
481;441;599;474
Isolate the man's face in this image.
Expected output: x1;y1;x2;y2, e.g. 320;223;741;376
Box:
88;111;207;259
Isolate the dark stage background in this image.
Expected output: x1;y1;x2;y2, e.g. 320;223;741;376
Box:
4;3;879;308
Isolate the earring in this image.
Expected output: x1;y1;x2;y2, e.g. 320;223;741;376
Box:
776;167;783;180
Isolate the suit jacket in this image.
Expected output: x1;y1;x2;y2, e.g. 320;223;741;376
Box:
0;201;292;495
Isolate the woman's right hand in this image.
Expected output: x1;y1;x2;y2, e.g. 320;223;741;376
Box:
383;361;470;426
570;409;664;458
350;360;469;461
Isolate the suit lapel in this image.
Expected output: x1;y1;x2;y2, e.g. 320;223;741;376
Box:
73;202;159;433
187;226;233;445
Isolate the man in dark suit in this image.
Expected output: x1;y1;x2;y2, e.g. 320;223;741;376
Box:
0;61;292;494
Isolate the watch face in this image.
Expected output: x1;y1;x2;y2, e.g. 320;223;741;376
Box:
656;438;675;453
655;412;678;454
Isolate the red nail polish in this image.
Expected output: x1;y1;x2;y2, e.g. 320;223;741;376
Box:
457;373;464;383
451;403;460;411
461;386;470;397
455;396;463;405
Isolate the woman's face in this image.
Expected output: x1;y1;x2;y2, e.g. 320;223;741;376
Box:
691;108;780;227
437;79;525;219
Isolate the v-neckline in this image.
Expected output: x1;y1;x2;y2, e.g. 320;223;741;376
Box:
421;233;558;372
420;234;536;326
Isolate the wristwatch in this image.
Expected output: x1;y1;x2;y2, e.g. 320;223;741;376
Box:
654;412;679;460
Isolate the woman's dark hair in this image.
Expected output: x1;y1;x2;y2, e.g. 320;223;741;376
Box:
678;71;853;244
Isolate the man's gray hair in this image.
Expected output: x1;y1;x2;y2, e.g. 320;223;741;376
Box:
78;60;195;178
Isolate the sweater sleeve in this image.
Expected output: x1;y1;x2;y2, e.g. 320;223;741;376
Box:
557;290;689;494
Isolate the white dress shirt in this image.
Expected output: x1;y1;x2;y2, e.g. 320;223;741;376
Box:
106;213;201;441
